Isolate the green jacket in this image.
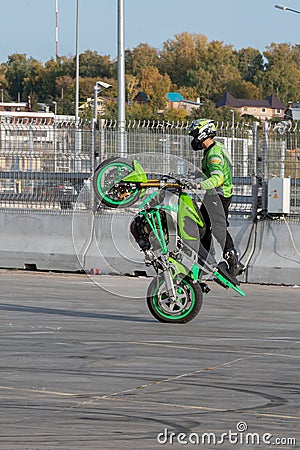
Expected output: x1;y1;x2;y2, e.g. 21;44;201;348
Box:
201;141;233;198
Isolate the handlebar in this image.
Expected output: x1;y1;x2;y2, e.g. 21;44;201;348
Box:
139;180;182;189
118;177;196;190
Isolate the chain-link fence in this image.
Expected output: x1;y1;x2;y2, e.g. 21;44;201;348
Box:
0;118;299;217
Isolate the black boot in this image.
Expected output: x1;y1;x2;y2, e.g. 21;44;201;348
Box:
224;249;245;277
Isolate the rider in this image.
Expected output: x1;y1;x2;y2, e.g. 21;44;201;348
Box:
188;118;244;277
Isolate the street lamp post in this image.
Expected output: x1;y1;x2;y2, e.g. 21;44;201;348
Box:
53;101;57;117
93;81;112;164
275;4;300;14
93;81;112;122
75;0;80;123
53;101;57;171
117;0;126;157
230;109;235;154
74;0;81;172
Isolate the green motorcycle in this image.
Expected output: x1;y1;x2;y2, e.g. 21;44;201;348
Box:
93;157;245;324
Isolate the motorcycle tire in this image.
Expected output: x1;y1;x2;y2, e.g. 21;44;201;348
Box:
146;274;203;323
93;157;140;208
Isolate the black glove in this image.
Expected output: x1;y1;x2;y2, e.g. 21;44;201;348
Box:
181;179;200;190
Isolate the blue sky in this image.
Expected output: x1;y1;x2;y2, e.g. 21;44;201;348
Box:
1;0;300;62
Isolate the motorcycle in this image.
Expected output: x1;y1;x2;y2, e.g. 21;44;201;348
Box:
93;157;245;324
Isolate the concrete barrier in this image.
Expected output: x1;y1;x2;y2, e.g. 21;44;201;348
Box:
0;210;299;285
245;219;300;285
0;210;80;272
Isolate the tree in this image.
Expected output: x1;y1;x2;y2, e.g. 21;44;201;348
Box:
198;40;239;101
79;50;112;78
5;54;34;101
236;47;264;83
0;63;10;101
224;78;261;99
159;32;205;86
22;59;44;101
1;33;298;119
41;57;75;102
260;43;300;103
126;102;155;121
126;43;159;77
187;67;213;101
102;99;118;120
163;107;188;122
55;75;75;115
140;66;171;111
190;100;242;124
126;74;140;104
177;86;199;102
160;34;243;102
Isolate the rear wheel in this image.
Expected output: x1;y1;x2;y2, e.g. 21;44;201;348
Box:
147;275;203;323
93;158;140;208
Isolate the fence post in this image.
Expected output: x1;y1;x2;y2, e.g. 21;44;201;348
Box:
251;122;259;220
118;128;127;157
90;119;96;211
261;122;269;212
29;125;34;172
99;119;106;163
74;124;82;173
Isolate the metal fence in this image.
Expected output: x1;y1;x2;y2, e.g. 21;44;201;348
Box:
0;118;299;217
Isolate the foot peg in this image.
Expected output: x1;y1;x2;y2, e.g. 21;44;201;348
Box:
217;261;239;285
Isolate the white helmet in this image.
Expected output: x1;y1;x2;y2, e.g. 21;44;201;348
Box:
188;119;216;150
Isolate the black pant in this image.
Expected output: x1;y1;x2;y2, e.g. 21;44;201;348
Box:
199;193;234;256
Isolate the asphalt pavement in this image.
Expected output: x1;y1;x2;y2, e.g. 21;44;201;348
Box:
0;270;299;449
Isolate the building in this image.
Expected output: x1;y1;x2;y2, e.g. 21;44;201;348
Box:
0;102;28;112
166;92;201;115
133;92;149;104
133;91;202;115
0;101;74;125
216;92;286;121
288;102;300;121
79;96;117;118
0;102;76;187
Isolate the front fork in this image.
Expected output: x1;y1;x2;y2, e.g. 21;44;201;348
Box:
159;255;177;301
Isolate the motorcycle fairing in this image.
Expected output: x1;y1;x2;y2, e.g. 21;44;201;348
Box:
121;160;148;183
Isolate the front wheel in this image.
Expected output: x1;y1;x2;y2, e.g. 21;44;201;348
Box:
147;275;203;323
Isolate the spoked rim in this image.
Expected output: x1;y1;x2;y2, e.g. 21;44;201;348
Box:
95;162;138;205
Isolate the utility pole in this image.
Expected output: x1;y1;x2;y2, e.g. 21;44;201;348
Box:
75;0;80;123
55;0;59;58
117;0;127;156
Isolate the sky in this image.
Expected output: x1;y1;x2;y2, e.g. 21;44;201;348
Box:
1;0;300;63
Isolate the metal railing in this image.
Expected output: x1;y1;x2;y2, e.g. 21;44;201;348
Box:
0;118;299;217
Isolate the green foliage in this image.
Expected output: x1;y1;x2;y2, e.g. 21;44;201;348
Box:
159;32;203;86
126;102;156;121
190;101;246;124
102;99;118;120
190;100;225;122
140;66;171;111
236;47;264;83
163;108;188;122
225;78;261;99
125;43;159;77
6;54;34;101
1;32;297;120
260;43;300;104
79;50;113;78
